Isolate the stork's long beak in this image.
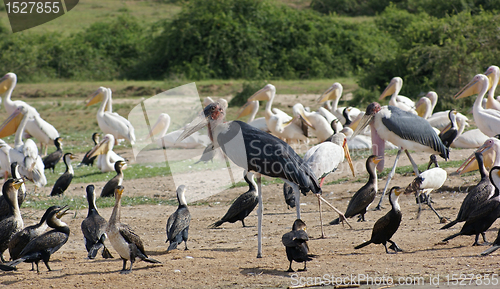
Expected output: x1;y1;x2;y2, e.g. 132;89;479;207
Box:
248;86;272;101
317;85;340;103
236;101;257;119
379;82;396;100
176;114;208;144
342;138;355;177
350;114;373;140
455;78;480;99
0;108;24;138
88;137;110;158
86;88;105;107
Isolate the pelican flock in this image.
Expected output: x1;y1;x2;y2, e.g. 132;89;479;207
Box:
3;66;500;284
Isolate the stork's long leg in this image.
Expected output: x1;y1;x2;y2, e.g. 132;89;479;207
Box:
256;174;263;258
317;196;326;238
375;149;403;210
405;149;421;177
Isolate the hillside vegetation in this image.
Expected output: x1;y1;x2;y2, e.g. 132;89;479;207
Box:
0;0;499;111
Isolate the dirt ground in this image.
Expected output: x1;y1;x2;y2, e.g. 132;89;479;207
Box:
2;145;500;289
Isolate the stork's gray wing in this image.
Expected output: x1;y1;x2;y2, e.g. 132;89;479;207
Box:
383;106;448;159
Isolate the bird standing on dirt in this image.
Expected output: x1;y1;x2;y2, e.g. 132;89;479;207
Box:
209;172;258;228
166;185;191;252
50;153;76;196
0;206;70;273
8;206;61;270
442;166;500;246
282;219;315;272
0;179;24;262
0;163;26;220
354;187;403;254
330;155;382;225
81;185;113;259
100;160;127;198
43;137;63;173
106;186;160;274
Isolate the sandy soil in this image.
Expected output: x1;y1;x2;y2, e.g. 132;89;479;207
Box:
2;145;500;289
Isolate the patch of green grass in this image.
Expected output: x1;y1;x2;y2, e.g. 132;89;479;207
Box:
325;177;349;185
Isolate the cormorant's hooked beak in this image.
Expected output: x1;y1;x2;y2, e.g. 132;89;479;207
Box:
350;114;374;140
12;178;24;190
176;113;209;144
56;205;70;218
342;138;355;177
393;187;403;197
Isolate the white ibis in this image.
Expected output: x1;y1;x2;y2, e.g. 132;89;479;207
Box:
404;155;448;222
351;102;449;210
86;87;136;145
317;82;361;125
483;65;500;110
455;74;500;137
0;73;59;156
177;102;348;257
236;100;269;132
378;77;417;114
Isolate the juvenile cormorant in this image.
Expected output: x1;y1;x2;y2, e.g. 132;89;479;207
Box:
8;205;61;270
81;185;113;259
282;219;315;272
354;187;403;254
0;206;70;272
79;133;99;167
0;163;25;220
442;166;500;246
330;155;382;225
106;186;160;274
209;172;258;228
441;151;494;231
0;178;24;262
405;155;448;222
166;185;191;252
100;160;127;197
50;153;76;196
42;137;63;173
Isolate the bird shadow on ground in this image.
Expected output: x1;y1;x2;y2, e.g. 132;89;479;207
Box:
73;171;102;179
146;249;170;256
403;244;468;254
240;266;290;277
200;247;240;253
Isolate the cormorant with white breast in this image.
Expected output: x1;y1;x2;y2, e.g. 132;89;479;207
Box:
101;160;127;197
0;163;26;220
330;155;382;225
166;185;191;252
8;205;61;270
210;172;258;228
282;219;315;272
50;153;76;196
106;186;160;274
0;179;24;262
354;187;404;254
0;206;70;272
43;137;63;173
81;185;113;259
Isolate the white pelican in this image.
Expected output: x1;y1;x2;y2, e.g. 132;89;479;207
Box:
147;113;210;149
247;84;308;143
0;140;11;179
484;65;500;110
451;129;489;149
457;137;500;175
427;110;469;130
317;82;361;125
88;134;125;173
455;74;500;137
316;107;342;133
0;73;59;156
86;87;136;145
378;77;417;114
236;100;269;132
292;103;332;142
351;102;449;210
0;107;47;188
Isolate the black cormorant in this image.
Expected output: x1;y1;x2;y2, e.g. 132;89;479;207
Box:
106;186;160;274
50;153;76;196
442;166;500;246
166;185;191;252
330;155;382;225
0;179;24;262
210;172;258;228
81;185;113;259
43;137;63;173
79;133;99;167
282;219;315;272
438;109;458;148
0;206;70;272
354;187;403;254
100;160;127;197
